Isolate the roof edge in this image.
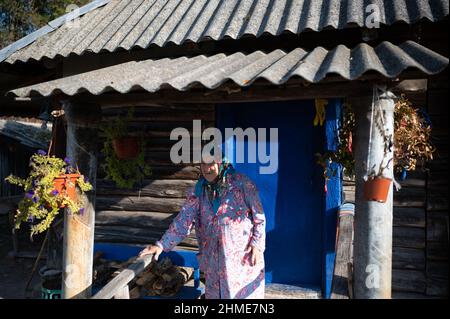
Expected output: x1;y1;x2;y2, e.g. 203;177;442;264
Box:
0;0;111;63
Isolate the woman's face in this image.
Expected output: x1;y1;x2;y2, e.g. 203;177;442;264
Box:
200;161;220;182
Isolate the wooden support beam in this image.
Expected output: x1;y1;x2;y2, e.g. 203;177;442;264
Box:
351;86;395;299
62;100;101;299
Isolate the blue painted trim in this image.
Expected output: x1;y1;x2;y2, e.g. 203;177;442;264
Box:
322;99;343;298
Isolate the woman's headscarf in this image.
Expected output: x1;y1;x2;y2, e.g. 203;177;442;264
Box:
194;150;234;213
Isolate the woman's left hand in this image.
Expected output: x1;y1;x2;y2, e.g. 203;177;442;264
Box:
244;245;262;266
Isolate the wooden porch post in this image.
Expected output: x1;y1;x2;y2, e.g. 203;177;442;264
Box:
62;100;101;299
352;86;395;299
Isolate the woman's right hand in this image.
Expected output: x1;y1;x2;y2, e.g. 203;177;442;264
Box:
138;244;163;261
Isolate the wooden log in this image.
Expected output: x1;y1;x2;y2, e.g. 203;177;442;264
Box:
393;207;426;228
352;91;395;299
393;187;426;207
392;269;426;293
426;241;449;261
113;285;130;299
426;260;449;297
62;101;100;299
94;225;198;247
427;194;449;212
393;227;426;249
95;210;176;229
92;254;153;299
427;212;449;242
96;196;185;213
129;286;141;299
392;247;425;270
96;179;195;198
426;277;449;297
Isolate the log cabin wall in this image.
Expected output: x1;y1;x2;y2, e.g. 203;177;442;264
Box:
95;83;448;298
95;103;216;251
343;74;449;298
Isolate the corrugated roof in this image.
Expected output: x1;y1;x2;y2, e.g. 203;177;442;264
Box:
1;0;448;64
8;41;449;98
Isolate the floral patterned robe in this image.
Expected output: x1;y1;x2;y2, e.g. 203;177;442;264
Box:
156;172;266;299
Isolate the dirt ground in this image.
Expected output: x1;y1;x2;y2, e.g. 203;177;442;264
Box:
0;214;46;299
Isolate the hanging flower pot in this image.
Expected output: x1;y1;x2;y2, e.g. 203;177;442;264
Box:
5;151;93;237
53;173;80;205
363;176;392;203
112;136;140;160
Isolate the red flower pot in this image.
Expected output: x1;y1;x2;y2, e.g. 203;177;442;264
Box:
112;137;140;159
53;174;80;206
363;177;392;203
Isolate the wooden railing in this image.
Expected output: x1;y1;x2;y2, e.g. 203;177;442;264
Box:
91;254;153;299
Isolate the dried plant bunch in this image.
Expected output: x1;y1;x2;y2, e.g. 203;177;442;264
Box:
394;95;435;173
317;96;434;180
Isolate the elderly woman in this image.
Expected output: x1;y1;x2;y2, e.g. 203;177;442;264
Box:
139;153;266;299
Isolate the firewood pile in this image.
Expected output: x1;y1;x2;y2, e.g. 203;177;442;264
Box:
93;251;194;298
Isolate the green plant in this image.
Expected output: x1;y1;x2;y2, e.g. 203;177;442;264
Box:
317;96;435;180
4;150;92;236
101;108;152;189
316;102;355;181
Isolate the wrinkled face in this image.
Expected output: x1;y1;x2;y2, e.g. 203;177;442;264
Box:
200;154;220;182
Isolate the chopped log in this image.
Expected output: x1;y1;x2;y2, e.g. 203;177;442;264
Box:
129;286;141;299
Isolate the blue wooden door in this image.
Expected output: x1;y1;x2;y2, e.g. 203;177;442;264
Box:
216;100;340;291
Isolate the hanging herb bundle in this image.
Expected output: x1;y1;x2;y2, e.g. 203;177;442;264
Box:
394;95;435;173
317;95;435;180
101;108;152;189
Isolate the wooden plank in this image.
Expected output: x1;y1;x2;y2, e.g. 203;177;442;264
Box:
427;195;449;212
95;210;176;229
392;291;434;299
392;247;425;270
426;276;449;297
426;261;449;279
393;187;426;207
393;227;425;249
92;255;153;299
331;213;354;299
426;241;449;261
392;269;426;293
96;179;195;198
393;207;426;228
427;212;449;242
94;225;198;248
96;196;185;213
113;285;130;299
